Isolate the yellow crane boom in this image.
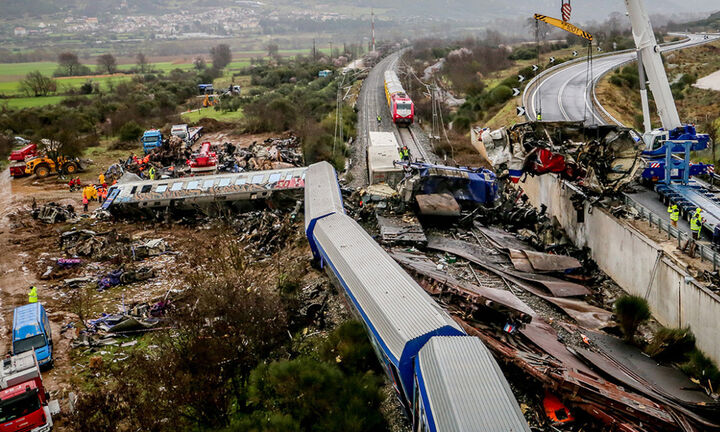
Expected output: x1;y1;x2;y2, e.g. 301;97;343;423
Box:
534;14;593;42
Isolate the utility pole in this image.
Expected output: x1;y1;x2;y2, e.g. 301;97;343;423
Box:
371;8;376;52
312;38;317;61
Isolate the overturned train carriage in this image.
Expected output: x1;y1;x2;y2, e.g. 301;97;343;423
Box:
104;167;306;216
304;161;530;432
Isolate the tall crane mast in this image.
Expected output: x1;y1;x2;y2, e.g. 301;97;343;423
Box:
623;0;709;172
624;0;681;131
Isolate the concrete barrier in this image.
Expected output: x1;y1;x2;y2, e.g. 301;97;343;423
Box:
521;174;720;364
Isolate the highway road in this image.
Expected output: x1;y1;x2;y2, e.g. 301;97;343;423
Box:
526;34;719;124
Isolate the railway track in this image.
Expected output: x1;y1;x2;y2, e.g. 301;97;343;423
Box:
397;126;428;162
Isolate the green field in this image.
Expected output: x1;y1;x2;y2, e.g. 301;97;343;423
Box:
181;107;244;123
1;95;73;109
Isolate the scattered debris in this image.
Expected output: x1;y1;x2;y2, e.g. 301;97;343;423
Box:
376;214;426;244
31;202;77;224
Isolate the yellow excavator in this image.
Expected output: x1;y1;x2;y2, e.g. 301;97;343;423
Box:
25;155;84;178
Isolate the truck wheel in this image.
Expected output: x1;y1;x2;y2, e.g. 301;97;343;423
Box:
63;162;78;174
35;164;51;178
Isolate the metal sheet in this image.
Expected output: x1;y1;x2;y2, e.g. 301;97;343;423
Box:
415;193;461;217
376;215;426;244
391;250;534;321
426;235;589;297
523;250;581;272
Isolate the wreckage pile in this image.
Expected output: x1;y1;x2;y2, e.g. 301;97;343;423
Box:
474;122;643;195
389;224;720;431
217;135;303;172
231;203;301;257
109;134;304;181
31;202;77;224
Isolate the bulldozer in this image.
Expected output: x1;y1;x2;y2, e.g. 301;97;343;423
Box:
25;155;84;178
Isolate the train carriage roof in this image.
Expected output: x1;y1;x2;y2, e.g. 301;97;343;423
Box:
303;162;345;233
313;213;463;363
416;337;531;432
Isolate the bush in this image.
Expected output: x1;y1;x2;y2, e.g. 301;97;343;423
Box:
118;120;143;142
614;295;651;342
679;349;720;391
509;46;538;60
242;358;388;432
646;327;696;362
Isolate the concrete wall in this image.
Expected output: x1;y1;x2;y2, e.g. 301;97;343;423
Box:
521;174;720;364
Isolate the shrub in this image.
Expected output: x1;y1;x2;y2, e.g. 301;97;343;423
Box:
614;295;651;342
118;120;143;142
646;327;696;362
679;349;720;391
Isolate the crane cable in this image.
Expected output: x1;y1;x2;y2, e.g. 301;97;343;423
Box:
536;19;542;121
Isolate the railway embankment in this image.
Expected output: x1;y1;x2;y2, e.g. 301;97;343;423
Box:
521;173;720;365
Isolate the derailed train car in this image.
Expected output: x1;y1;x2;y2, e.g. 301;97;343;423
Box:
304;161;530;432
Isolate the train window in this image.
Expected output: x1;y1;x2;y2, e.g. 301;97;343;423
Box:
202;179;215;190
285;173;293;181
141;185;152;193
130;186;137;194
186;181;200;190
251;174;264;184
235;178;247;186
170;182;183;191
218;178;231;187
155;184;168;193
268;173;281;184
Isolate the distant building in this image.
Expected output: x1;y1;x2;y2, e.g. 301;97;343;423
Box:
14;27;27;36
86;17;98;26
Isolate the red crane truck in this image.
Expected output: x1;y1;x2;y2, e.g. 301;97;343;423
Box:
0;351;55;431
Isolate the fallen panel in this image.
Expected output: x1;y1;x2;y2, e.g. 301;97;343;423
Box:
391;250;534;322
587;332;720;412
523;250;581;272
415;193;461;216
427;235;589;297
376;214;427;244
477;224;580;272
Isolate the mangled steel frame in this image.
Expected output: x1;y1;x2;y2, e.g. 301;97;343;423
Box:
390;244;720;430
473;121;644;194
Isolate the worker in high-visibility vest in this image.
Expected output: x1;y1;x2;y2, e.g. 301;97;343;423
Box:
690;208;704;240
667;204;679;228
99;173;105;185
28;286;38;303
148;166;156;180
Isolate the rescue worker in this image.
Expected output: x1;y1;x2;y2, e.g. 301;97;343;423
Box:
148;166;156;180
377;114;381;124
713;225;720;251
399;145;410;161
690;208;704;240
28;286;38;303
667;203;679;228
99;172;105;186
537;112;542;121
82;194;89;212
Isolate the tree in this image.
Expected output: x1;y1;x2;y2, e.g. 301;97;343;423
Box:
136;52;149;73
210;44;232;69
58;52;81;76
614;295;651;343
19;71;57;97
193;56;206;70
267;42;279;58
96;53;117;74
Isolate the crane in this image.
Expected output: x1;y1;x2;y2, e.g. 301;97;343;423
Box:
624;0;710;160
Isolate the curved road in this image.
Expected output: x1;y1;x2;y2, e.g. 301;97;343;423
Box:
527;34;719;124
527;33;720;238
